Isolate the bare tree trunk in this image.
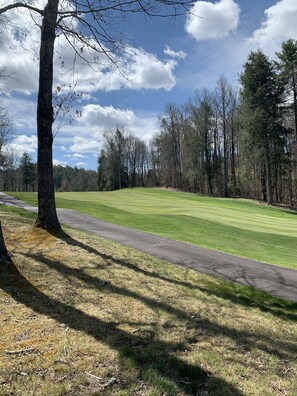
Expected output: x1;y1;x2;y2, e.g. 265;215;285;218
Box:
265;151;273;205
35;0;60;230
293;74;297;139
223;117;228;197
230;123;236;196
0;221;12;264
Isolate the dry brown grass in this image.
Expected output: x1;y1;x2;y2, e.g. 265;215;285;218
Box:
0;209;297;396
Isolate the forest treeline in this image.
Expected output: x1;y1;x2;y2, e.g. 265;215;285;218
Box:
0;152;97;192
98;42;297;206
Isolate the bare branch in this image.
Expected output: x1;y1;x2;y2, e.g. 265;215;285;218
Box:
0;2;43;16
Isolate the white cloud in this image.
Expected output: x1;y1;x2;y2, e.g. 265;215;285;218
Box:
65;105;159;156
53;159;68;167
70;136;101;154
80;104;137;128
2;97;36;133
0;8;178;94
249;0;297;55
72;153;86;158
79;104;159;140
124;47;177;91
185;0;240;41
71;47;177;92
75;162;87;168
164;45;187;60
5;135;37;158
0;7;41;94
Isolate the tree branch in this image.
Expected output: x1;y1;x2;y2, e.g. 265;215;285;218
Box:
0;2;44;16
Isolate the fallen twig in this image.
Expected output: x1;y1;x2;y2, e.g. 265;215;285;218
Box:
5;347;36;355
85;372;102;382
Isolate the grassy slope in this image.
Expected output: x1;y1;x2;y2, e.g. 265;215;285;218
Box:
1;208;297;396
9;188;297;269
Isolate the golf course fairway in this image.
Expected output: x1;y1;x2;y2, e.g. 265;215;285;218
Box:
9;188;297;269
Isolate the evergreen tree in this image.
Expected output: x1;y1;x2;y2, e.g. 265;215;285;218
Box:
276;39;297;137
240;50;285;204
19;152;36;192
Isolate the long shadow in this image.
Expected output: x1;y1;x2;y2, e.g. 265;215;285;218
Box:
101;253;297;322
49;229;297;323
197;279;297;322
22;252;193;324
18;251;297;361
1;263;243;396
49;228;109;257
48;228;205;291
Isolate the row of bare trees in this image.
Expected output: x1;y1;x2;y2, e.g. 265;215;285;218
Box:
97;77;241;195
151;78;240;197
98;129;150;190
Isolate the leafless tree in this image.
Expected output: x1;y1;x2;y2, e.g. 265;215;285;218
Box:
0;101;13;153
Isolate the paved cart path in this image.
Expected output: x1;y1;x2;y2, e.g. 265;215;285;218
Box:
1;192;296;303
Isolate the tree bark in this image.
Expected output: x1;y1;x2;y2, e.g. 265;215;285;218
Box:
223;114;228;197
230;122;236;196
35;0;60;230
264;147;273;205
0;221;12;265
293;74;297;139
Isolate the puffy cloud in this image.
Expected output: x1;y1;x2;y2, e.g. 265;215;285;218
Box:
75;162;87;168
53;159;68;167
0;7;41;94
164;45;187;60
70;136;101;154
70;47;177;92
124;47;177;91
80;104;137;128
78;104;159;140
4;135;37;158
185;0;240;41
0;7;178;94
66;105;159;155
2;97;36;132
72;153;86;159
249;0;297;55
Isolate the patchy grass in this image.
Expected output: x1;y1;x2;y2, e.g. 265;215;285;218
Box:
8;188;297;269
0;208;297;396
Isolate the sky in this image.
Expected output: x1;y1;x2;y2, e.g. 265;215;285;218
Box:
1;0;297;170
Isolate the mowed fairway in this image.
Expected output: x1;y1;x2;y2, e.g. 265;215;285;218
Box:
9;188;297;269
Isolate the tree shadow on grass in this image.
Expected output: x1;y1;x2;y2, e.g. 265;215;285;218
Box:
15;249;297;362
50;229;297;323
100;253;297;323
1;262;243;396
197;279;297;322
24;252;193;323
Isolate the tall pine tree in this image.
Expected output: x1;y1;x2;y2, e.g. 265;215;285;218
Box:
240;50;285;205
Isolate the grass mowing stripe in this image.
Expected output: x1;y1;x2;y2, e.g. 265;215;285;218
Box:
7;189;297;269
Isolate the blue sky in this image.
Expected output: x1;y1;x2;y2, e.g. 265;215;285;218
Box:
1;0;297;170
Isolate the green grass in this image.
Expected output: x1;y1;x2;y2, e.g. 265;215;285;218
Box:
8;188;297;269
1;207;297;396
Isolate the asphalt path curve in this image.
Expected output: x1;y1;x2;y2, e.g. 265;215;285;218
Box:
1;192;297;303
